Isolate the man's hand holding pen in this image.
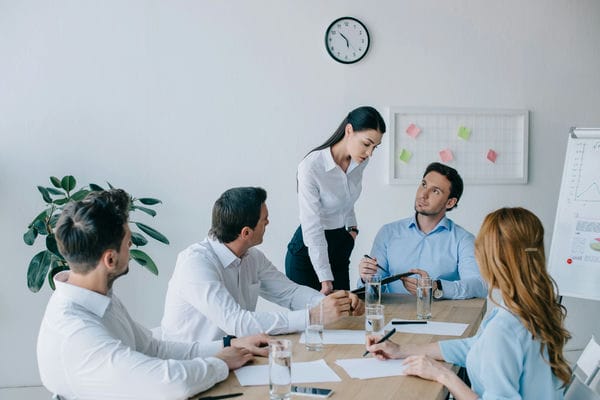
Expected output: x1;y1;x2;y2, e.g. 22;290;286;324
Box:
359;254;384;282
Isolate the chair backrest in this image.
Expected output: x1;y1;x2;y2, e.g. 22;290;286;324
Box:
565;336;600;399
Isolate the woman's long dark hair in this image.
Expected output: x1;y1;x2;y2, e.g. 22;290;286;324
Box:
309;106;386;154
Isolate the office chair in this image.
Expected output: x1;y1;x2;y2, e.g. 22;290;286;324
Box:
565;336;600;400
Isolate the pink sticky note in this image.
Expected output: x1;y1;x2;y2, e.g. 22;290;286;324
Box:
406;123;422;139
439;149;454;163
487;149;498;163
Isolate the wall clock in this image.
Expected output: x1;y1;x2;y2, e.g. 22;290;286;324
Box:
325;17;370;64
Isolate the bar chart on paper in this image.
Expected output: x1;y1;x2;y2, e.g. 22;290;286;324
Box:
549;128;600;301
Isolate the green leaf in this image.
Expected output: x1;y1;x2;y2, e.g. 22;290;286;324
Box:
130;232;148;246
27;250;53;292
37;186;52;203
89;183;104;191
23;227;38;245
33;218;48;235
137;198;162;205
28;209;49;229
50;176;62;188
134;222;170;244
132;205;157;217
53;197;69;205
46;234;61;257
48;260;70;290
61;175;76;192
46;187;64;195
49;213;60;228
71;189;90;201
130;249;158;275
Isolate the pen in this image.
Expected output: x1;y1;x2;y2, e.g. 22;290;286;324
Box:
196;393;243;400
362;328;396;357
363;254;386;272
391;320;427;325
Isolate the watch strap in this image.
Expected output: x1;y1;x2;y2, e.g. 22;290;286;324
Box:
433;280;443;299
223;335;236;347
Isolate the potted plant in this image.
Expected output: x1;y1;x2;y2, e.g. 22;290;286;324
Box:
24;175;170;292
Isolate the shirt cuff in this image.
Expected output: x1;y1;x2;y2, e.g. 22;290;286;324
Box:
440;280;456;299
288;309;306;333
315;268;334;282
204;340;226;357
203;356;229;382
439;339;467;367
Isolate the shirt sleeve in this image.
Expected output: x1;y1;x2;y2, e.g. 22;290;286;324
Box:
438;336;476;367
356;225;393;289
178;251;322;337
441;232;488;299
468;319;525;399
297;158;334;282
256;252;324;331
62;320;228;400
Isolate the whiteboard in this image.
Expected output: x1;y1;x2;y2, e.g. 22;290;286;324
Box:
548;128;600;301
388;107;529;184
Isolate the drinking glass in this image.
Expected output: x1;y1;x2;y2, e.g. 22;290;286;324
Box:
269;339;292;400
416;277;432;320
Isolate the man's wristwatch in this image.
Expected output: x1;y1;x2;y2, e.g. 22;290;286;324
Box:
222;335;236;347
347;226;359;235
433;280;444;300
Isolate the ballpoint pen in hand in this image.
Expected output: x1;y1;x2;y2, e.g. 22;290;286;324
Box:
363;254;386;273
362;328;396;357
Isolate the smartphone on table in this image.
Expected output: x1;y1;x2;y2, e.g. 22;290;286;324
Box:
291;385;334;398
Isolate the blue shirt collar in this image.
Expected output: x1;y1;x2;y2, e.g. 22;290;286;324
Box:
409;214;452;234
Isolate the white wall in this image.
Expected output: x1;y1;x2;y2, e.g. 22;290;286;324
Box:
1;0;599;387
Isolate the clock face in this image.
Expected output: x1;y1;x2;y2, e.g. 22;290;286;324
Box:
325;17;370;64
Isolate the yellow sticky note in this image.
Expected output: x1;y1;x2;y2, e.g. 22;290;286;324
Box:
399;149;412;163
457;126;471;140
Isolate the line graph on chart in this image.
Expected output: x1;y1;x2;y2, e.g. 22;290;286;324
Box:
570;141;600;203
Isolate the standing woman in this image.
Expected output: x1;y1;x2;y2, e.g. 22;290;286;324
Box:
366;207;572;399
285;106;386;294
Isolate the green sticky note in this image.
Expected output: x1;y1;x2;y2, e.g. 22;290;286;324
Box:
457;126;471;140
399;149;412;163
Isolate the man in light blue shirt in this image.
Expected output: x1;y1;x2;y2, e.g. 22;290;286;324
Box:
359;162;486;299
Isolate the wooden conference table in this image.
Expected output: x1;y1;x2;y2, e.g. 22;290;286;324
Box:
194;294;486;400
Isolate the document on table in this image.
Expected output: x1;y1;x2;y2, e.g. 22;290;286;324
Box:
234;359;341;386
299;329;366;344
384;320;468;336
336;358;407;379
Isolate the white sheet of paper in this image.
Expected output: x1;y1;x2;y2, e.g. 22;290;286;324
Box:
336;358;407;379
384;320;468;336
234;359;341;386
299;329;366;344
578;337;600;377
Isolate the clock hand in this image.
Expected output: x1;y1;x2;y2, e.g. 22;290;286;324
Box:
339;32;350;48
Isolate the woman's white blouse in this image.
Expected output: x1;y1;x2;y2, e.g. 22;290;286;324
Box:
297;148;368;282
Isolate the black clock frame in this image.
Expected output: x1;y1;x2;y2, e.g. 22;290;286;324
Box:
325;16;370;64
